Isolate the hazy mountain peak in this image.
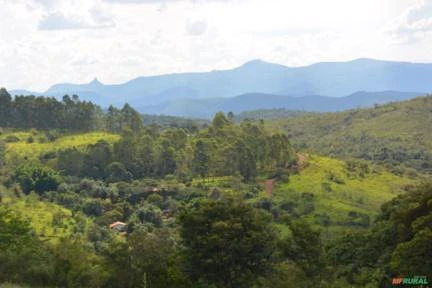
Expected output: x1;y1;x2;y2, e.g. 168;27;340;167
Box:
351;57;379;62
240;59;287;69
89;77;103;86
242;59;268;66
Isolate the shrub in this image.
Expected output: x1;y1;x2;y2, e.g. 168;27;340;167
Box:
279;200;297;213
13;164;62;195
321;182;332;192
4;135;19;143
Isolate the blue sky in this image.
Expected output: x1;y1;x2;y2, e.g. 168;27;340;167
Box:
0;0;431;91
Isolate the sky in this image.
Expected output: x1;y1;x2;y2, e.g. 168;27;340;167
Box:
1;0;432;91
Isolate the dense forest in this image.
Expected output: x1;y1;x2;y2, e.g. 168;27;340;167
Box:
234;109;313;122
0;89;431;287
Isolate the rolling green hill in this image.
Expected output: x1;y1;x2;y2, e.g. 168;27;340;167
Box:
1;131;120;165
272;155;414;232
268;95;432;174
0;185;84;243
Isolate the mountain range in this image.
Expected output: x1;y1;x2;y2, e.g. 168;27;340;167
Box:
138;91;421;118
9;58;432;117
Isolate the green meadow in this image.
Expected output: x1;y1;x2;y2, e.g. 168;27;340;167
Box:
1;186;80;242
1;131;120;163
273;155;415;228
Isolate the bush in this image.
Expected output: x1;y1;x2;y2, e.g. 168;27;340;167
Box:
321;182;332;192
104;162;132;183
147;193;163;207
39;151;57;163
314;213;332;227
82;200;104;217
327;172;345;184
279;200;297;213
44;131;59;142
254;198;273;211
345;211;370;227
13;164;62;195
303;202;315;214
136;204;162;227
4;135;20;143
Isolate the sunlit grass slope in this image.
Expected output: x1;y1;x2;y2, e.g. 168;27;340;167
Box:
1;131;120;162
273;155;415;227
0;186;84;242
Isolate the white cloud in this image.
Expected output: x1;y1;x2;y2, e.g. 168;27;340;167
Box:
186;19;207;36
37;0;115;30
38;11;115;30
384;0;432;44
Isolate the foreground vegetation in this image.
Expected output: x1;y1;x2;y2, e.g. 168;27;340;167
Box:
0;89;431;287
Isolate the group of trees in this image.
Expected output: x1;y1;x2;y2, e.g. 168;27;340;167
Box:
53;112;295;183
0;88;211;134
0;89;103;131
0;89;155;133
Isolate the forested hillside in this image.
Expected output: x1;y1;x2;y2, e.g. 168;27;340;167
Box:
269;95;432;174
0;89;431;287
141;114;209;129
234;108;312;122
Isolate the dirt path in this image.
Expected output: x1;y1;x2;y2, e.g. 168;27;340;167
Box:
265;179;276;197
265;154;306;197
297;153;307;168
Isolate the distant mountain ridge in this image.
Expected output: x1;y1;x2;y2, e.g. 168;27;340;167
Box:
9;58;432;115
138;91;422;118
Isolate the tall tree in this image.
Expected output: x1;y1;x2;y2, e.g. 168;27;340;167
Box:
106;105;122;133
0;207;33;250
0;140;5;168
178;198;277;288
137;134;155;177
212;112;230;131
0;88;12;126
279;220;324;279
83;140;113;179
234;139;257;182
155;138;177;176
121;103;143;133
192;139;210;179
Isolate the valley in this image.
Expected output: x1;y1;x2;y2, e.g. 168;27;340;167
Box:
1;88;431;287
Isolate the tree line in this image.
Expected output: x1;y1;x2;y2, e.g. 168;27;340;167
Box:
9;112;294;195
0;88;208;133
0;88;103;131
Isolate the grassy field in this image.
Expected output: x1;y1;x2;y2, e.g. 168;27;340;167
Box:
1;131;120;164
272;155;415;230
186;155;416;239
1;186;81;242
